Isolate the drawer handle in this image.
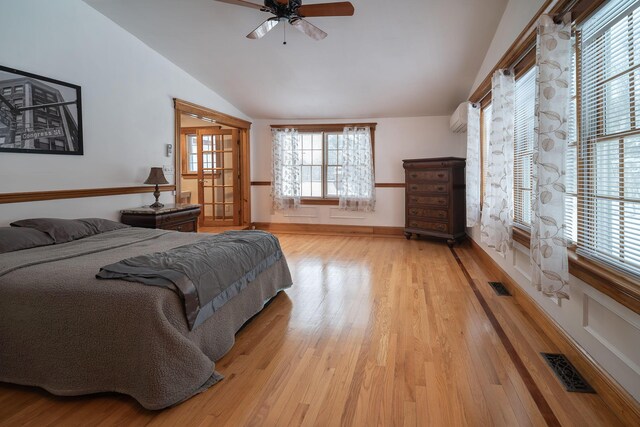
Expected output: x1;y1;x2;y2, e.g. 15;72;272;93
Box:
437;173;444;178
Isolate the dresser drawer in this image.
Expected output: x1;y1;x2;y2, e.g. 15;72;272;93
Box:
407;183;448;193
407;219;449;233
407;207;448;220
407;195;449;208
163;221;196;232
406;169;449;182
158;209;200;227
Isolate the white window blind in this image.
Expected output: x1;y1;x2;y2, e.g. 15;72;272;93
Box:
566;38;579;244
482;104;493;200
579;0;640;277
513;67;537;228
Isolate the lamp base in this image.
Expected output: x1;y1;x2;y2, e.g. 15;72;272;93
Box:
149;184;163;208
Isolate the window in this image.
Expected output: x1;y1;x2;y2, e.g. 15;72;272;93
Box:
272;124;375;203
2;87;11;96
513;67;537;228
299;131;344;198
187;134;198;173
578;0;640;277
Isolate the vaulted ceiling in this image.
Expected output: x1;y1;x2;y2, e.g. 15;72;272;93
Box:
84;0;507;119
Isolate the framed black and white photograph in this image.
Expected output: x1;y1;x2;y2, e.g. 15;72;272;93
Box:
0;65;83;155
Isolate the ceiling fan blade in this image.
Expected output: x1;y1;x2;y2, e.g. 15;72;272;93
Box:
297;2;354;17
290;18;327;40
247;18;280;39
214;0;264;10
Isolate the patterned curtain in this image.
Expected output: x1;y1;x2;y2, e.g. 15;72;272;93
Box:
271;128;301;210
466;103;481;227
531;14;571;300
339;126;375;211
481;70;515;256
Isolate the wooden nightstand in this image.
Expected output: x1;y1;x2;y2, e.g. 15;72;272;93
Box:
120;204;201;232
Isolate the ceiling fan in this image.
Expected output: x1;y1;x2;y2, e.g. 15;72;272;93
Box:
215;0;355;41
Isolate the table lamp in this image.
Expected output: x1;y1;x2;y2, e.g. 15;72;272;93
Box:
144;167;169;208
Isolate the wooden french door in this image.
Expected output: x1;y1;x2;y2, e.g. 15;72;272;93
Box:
195;128;240;226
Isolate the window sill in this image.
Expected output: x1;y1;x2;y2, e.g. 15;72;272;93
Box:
300;198;339;206
512;226;531;248
510;226;640;314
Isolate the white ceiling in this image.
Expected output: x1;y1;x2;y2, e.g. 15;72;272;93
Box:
84;0;507;119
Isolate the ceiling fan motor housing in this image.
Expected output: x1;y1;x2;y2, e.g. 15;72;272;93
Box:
264;0;303;18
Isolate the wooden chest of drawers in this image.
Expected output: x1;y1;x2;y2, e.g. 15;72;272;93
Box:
403;157;466;245
120;204;201;233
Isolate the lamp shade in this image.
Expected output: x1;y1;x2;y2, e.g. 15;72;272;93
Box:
144;167;169;185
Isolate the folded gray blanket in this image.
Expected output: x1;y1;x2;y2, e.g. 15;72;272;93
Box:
97;230;284;330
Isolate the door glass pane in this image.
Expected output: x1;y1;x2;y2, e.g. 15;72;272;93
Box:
203;135;212;151
224;170;234;183
225;187;234;202
213;135;224;151
214;186;224;203
224;151;233;168
204;190;213;204
203;153;213;170
215;204;224;219
225;204;234;216
204;205;213;217
224;135;233;150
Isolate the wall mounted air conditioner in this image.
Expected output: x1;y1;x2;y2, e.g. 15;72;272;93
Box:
450;102;469;133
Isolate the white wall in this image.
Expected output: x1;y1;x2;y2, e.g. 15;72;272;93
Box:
0;0;249;226
251;117;465;226
468;0;640;401
470;0;546;95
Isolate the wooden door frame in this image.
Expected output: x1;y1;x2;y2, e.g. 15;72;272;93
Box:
174;98;252;228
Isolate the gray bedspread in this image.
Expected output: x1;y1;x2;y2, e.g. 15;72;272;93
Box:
0;228;292;410
96;231;284;330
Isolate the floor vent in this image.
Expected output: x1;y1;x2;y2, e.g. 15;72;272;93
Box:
541;353;595;393
488;281;511;296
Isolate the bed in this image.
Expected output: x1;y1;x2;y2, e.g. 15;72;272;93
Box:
0;219;292;410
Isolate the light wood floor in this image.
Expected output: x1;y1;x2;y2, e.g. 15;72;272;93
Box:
0;235;635;426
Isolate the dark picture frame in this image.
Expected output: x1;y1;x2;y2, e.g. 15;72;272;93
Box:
0;65;83;155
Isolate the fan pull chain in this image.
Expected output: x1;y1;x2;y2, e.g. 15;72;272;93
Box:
283;21;287;45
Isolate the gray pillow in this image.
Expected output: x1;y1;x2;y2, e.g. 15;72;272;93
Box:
11;218;97;243
78;218;130;234
0;227;55;254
